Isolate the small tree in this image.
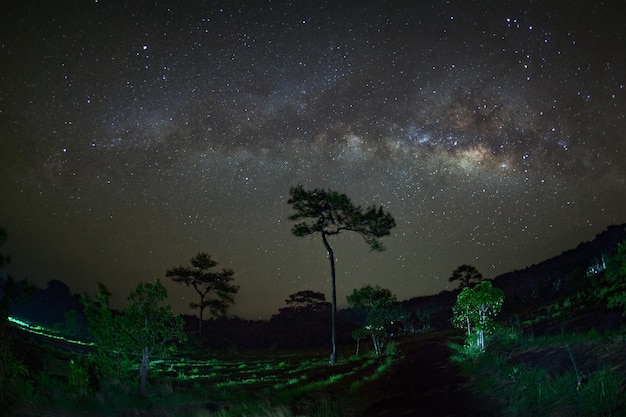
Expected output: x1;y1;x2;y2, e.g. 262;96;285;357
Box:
166;253;238;334
452;280;504;354
288;185;396;364
449;264;483;289
82;283;129;384
120;279;186;396
351;327;369;356
347;285;398;356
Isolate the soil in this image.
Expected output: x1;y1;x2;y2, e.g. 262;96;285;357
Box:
351;330;498;417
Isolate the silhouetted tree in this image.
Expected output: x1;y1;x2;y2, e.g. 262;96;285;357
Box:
44;279;71;298
288;185;396;364
166;253;238;334
280;290;330;314
449;264;484;289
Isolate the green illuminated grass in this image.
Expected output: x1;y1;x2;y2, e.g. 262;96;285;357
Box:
10;314;398;417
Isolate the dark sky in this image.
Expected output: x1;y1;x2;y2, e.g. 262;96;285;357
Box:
1;0;625;319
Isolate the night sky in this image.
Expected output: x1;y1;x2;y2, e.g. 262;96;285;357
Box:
1;1;625;319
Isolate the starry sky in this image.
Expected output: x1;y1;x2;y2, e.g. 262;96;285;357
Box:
1;0;625;320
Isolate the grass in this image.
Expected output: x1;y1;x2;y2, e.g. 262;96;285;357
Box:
451;324;626;417
12;328;397;417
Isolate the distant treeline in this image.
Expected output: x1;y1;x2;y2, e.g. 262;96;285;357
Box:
6;224;626;351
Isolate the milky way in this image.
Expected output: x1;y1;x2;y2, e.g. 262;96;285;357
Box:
1;1;625;319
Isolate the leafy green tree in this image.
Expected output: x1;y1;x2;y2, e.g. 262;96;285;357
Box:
449;264;484;289
347;285;398;356
604;241;626;314
81;283;129;384
166;252;238;334
119;279;186;396
280;290;331;314
452;280;504;354
288;185;396;365
83;280;186;396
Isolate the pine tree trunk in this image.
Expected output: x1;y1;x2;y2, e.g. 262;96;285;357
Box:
198;293;205;335
321;232;337;365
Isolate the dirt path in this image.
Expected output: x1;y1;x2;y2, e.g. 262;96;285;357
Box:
354;331;494;417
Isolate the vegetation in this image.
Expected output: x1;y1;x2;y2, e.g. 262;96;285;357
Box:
451;280;504;356
0;228;33;413
279;290;330;314
603;241;626;314
347;285;398;355
166;252;239;334
81;283;129;384
287;184;396;364
457;327;626;417
82;280;186;396
449;264;484;289
6;315;397;416
3;226;626;416
120;279;187;396
448;239;626;416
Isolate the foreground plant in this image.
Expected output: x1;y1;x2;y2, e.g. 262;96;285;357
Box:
84;279;186;396
452;280;504;355
122;279;187;396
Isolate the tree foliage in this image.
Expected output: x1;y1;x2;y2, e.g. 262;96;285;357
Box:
449;264;484;289
347;285;398;356
81;283;129;384
120;279;186;396
452;280;504;354
288;185;396;364
280;290;330;314
83;280;186;396
288;185;396;251
166;252;238;334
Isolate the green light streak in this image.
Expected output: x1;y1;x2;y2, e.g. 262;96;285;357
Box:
8;316;95;347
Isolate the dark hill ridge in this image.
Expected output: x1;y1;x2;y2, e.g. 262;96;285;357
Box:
401;223;626;326
493;223;626;313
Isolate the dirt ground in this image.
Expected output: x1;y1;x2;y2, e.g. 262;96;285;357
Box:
351;331;498;417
